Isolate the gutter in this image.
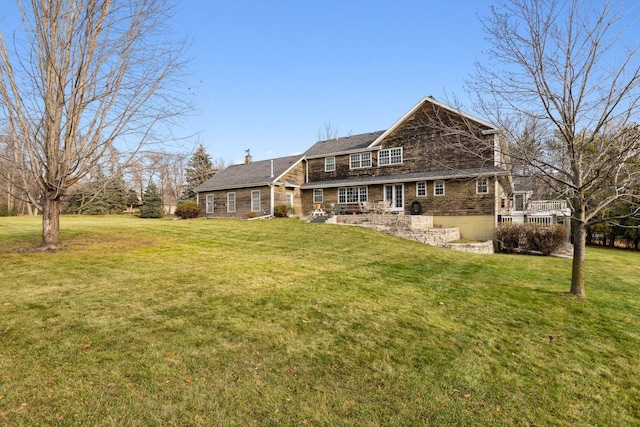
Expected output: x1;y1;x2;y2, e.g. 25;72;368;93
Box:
301;170;510;189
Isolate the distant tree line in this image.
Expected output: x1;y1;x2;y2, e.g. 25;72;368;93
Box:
587;200;640;250
0;140;224;218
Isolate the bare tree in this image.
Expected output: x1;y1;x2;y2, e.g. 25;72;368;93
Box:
212;156;230;171
317;121;339;141
468;0;640;297
148;151;187;213
0;131;38;215
0;0;187;249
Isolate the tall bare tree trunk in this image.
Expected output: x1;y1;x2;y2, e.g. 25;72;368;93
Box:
469;0;640;298
41;196;62;250
0;0;187;249
570;219;587;298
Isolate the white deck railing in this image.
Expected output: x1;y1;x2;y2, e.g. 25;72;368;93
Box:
528;200;568;212
500;216;554;226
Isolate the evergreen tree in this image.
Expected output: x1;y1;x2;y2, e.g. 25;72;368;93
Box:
65;170;127;215
180;145;216;202
104;174;127;214
126;189;140;213
139;182;164;218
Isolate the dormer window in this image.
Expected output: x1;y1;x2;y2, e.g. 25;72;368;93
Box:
378;147;402;166
350;152;371;169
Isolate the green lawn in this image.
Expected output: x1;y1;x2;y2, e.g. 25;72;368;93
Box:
1;215;639;426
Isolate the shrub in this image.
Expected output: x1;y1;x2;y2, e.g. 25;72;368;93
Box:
139;183;164;218
0;205;19;217
496;222;568;255
273;203;293;218
175;201;200;219
496;223;522;252
247;212;259;219
524;223;568;255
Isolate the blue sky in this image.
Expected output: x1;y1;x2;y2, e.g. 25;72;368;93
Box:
170;0;495;163
1;1;496;164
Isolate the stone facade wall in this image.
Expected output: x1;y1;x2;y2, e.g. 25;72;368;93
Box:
405;179;495;216
303;178;496;219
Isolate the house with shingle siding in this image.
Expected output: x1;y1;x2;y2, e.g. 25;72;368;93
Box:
196;154;305;218
196;97;513;240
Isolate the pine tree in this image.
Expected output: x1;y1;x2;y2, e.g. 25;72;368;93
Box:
126;189;140;213
104;174;127;214
65;170;127;215
139;182;164;218
180;145;216;202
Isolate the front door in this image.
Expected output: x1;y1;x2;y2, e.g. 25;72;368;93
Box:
384;184;404;212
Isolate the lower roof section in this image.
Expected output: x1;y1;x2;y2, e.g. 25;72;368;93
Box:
301;167;510;189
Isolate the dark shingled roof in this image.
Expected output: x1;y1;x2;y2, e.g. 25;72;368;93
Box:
304;131;385;157
196;154;303;192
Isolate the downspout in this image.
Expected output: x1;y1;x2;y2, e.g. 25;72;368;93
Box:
494;175;499;229
270;184;275;216
270;160;275;216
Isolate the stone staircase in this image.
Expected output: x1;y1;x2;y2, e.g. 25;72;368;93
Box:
324;214;494;254
333;214;459;245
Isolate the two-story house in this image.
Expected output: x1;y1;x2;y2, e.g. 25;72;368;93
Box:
196;97;513;241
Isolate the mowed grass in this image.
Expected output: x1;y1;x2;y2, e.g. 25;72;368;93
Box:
0;215;639;426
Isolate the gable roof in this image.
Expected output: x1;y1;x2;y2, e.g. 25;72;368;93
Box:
303;97;498;159
196;154;303;192
304;131;384;158
368;96;498;148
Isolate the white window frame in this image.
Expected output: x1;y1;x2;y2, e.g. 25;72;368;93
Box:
349;152;371;169
325;157;335;172
227;192;236;213
205;194;214;214
476;177;489;194
313;189;323;203
338;186;368;204
378;147;403;166
434;180;445;196
416;182;427;197
251;190;261;212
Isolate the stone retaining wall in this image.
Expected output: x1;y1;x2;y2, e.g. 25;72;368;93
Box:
333;214;494;254
336;214;433;230
441;241;495;254
392;227;460;246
